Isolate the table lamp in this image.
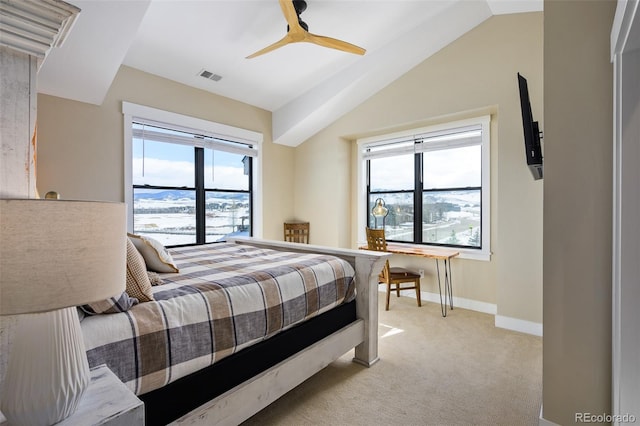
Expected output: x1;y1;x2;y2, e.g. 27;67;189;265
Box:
0;199;126;425
371;198;389;229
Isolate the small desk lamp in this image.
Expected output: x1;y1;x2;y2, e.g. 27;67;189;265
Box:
371;198;389;229
0;199;125;425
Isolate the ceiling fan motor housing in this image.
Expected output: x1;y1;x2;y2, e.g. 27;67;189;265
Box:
289;0;308;32
293;0;307;15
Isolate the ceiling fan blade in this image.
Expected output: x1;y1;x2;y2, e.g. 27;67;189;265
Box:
246;35;292;59
306;33;366;56
247;0;366;59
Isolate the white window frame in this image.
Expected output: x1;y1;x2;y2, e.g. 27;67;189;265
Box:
122;102;264;238
357;115;491;261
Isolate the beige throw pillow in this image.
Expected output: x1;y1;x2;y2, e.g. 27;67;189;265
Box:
126;238;154;302
127;233;179;273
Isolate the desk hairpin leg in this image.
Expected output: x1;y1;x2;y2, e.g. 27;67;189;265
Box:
436;258;454;317
445;258;454;312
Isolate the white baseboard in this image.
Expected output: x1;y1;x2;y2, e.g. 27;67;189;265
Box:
417;290;497;315
393;288;497;315
495;315;542;336
388;289;542;336
539;406;560;426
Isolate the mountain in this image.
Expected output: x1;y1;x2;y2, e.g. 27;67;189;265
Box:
133;189;246;201
133;190;194;201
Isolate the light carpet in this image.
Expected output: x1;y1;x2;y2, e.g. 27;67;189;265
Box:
243;296;542;426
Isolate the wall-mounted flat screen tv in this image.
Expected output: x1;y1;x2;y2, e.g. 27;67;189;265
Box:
517;72;543;180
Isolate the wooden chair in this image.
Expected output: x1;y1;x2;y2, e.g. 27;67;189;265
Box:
284;221;310;244
365;227;422;311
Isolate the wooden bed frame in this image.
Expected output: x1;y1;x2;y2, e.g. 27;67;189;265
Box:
171;236;389;426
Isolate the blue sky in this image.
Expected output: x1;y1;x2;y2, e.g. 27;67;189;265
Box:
132;138;248;190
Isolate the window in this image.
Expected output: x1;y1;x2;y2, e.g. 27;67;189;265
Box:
359;116;490;259
123;103;262;246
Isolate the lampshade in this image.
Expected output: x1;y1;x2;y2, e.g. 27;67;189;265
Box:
371;198;388;218
0;199;126;425
0;199;126;315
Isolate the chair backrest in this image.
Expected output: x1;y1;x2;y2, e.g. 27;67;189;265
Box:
284;222;310;244
365;227;387;252
365;228;390;281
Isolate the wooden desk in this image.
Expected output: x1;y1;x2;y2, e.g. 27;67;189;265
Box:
363;243;459;317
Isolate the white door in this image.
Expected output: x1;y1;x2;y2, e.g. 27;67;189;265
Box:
611;0;640;422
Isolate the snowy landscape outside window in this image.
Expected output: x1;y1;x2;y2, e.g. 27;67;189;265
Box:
131;122;254;246
363;117;489;251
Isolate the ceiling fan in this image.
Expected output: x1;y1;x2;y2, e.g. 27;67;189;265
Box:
246;0;366;59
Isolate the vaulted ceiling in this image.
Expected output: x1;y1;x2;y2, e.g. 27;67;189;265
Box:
37;0;542;146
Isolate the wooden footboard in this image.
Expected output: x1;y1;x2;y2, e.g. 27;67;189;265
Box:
172;237;389;426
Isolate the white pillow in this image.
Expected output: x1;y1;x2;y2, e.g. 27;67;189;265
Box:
127;233;179;273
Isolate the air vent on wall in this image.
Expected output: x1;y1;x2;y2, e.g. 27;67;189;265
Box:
198;69;222;82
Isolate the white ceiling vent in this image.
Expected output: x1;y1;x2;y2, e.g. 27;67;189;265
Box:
198;69;222;82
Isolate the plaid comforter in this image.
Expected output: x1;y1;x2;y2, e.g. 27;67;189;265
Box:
81;243;356;395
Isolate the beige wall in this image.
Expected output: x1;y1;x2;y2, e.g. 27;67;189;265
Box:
36;66;294;241
295;13;544;324
543;1;614;424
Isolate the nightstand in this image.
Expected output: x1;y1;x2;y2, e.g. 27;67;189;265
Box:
1;365;144;426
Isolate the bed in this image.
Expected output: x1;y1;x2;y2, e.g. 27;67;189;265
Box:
80;236;388;425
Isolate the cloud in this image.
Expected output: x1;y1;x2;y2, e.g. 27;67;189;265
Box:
132;157;248;190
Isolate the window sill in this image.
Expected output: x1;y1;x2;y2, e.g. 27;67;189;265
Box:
457;248;491;261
